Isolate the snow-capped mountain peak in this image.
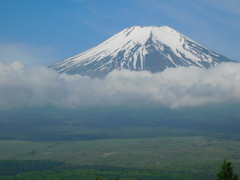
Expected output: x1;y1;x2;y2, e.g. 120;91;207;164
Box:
50;25;235;78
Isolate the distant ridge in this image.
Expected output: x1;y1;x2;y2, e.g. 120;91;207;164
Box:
50;26;236;78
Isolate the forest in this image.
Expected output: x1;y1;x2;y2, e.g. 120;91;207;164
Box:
0;104;239;179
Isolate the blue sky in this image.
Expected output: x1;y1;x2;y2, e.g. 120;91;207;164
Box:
1;0;240;66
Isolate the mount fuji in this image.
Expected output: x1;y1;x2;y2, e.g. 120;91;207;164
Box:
50;26;236;78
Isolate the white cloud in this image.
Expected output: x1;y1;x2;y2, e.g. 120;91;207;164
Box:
0;61;240;109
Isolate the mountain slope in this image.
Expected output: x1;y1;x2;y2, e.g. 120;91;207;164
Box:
50;26;235;78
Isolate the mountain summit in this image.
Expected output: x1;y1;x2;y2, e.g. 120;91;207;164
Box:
50;26;235;78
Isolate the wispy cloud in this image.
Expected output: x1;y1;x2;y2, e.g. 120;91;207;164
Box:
0;61;240;109
198;0;240;14
129;0;240;61
131;0;203;25
0;42;59;66
81;18;116;36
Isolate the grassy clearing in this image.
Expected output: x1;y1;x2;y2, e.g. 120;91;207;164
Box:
1;136;240;171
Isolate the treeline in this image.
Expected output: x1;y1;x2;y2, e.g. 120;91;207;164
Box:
0;160;64;176
0;160;217;180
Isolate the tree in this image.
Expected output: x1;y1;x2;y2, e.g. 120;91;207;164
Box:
95;177;104;180
95;177;119;180
217;159;238;180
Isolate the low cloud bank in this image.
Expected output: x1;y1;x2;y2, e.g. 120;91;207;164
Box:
0;61;240;109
